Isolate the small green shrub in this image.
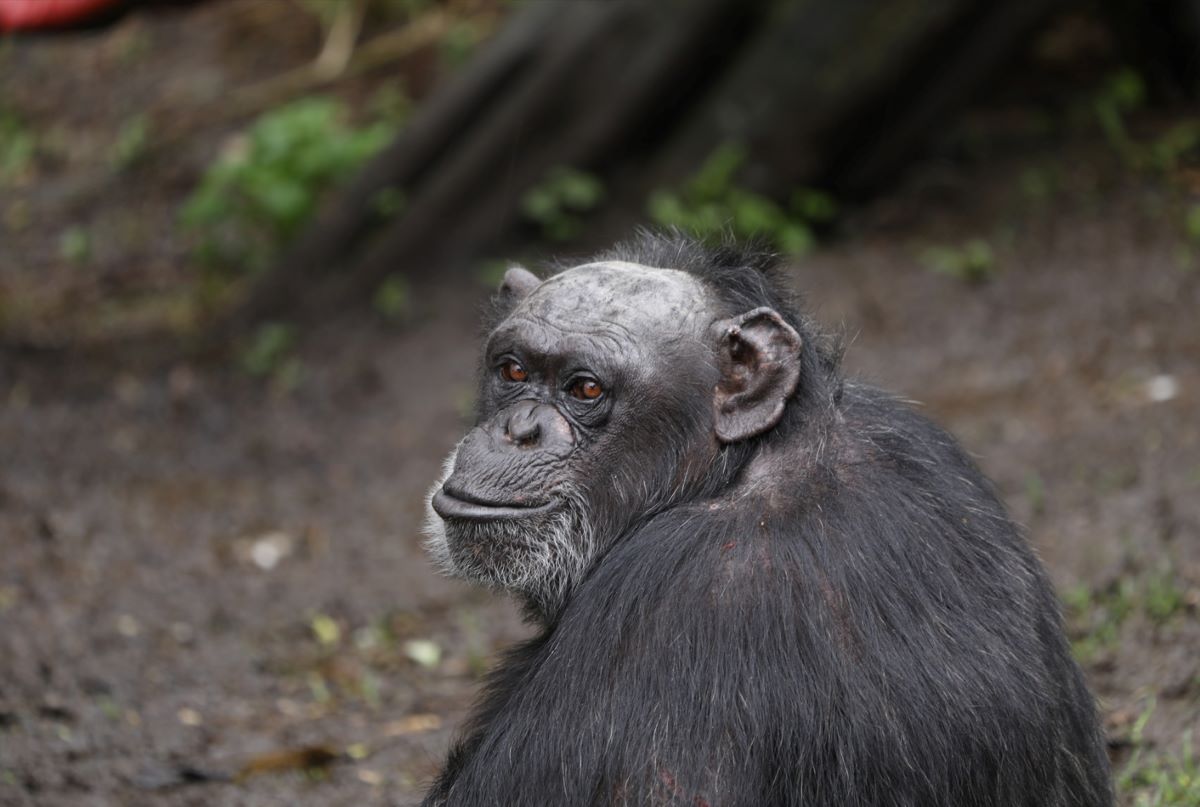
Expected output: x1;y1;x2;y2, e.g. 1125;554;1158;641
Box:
181;97;396;278
521;166;605;241
647;143;834;256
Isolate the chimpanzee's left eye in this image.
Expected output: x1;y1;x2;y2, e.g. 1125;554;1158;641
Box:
568;377;603;401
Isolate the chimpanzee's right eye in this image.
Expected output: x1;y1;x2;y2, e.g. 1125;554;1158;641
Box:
500;361;528;383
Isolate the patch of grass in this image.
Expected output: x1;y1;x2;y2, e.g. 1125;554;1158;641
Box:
920;239;995;284
1118;701;1200;807
1143;571;1187;624
1064;578;1134;664
1024;473;1046;517
111;114;151;170
181;97;396;281
648;143;834;256
59;225;91;262
1185;206;1200;244
0;106;35;186
1065;568;1195;664
59;227;91;263
521;166;605;242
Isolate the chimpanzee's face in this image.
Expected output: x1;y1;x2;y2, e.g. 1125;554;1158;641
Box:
423;259;804;617
424;262;718;614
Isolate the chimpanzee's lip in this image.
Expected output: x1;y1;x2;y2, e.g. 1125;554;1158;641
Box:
432;485;554;521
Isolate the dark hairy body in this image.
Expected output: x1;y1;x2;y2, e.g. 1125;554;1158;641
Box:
422;233;1113;806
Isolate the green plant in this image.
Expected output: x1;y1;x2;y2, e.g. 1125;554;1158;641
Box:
647;143;834;256
111;114;151;170
368;83;413;128
0;106;35;186
182;97;395;278
1093;68;1146;159
1143;571;1186;624
371;186;406;221
59;227;91;263
1018;166;1060;203
921;239;995;284
521;166;605;241
1065;577;1135;664
1024;473;1046;516
1185;206;1200;244
239;322;301;389
372;275;413;322
1065;568;1195;664
1118;700;1200;807
1147;121;1200;174
378;0;434;19
442;19;485;68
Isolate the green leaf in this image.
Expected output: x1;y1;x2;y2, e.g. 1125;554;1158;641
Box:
240;322;296;377
373;275;413;322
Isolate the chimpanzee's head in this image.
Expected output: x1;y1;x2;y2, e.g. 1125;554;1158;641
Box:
424;237;814;618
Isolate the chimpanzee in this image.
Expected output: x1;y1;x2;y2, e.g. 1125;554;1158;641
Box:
422;232;1113;806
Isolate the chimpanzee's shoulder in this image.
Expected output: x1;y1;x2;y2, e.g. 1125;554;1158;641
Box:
835;379;998;491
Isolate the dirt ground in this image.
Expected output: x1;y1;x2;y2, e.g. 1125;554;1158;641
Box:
2;3;1199;806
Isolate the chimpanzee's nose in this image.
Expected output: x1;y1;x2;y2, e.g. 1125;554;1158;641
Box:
505;402;542;447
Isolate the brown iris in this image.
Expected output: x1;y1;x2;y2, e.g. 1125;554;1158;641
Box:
500;361;528;382
570;378;603;401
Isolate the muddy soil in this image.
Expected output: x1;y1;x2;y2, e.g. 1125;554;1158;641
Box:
1;3;1198;806
3;166;1199;804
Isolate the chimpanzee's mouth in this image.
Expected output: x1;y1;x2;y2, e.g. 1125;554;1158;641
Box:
432;483;554;521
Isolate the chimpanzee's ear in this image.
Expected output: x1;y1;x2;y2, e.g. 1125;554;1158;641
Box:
712;307;803;443
499;265;540;303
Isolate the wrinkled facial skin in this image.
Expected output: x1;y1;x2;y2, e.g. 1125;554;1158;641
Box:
424;262;719;619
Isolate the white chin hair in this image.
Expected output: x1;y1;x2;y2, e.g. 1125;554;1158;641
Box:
421;445;459;577
420;444;596;615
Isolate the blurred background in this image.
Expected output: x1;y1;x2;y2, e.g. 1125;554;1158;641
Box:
0;0;1198;804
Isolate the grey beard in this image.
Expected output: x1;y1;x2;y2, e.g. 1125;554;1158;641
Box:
423;447;597;619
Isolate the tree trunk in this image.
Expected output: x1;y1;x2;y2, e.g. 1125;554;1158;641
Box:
211;0;1064;341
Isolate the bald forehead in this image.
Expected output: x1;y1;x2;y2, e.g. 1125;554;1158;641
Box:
514;261;711;334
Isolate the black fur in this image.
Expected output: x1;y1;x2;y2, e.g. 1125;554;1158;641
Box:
423;231;1113;806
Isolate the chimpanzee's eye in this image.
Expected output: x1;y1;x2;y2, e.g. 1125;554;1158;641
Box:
568;377;603;401
500;361;528;383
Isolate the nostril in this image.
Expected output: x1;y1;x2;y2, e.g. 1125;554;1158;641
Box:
506;411;541;447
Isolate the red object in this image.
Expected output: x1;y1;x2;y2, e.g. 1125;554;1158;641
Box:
0;0;124;30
